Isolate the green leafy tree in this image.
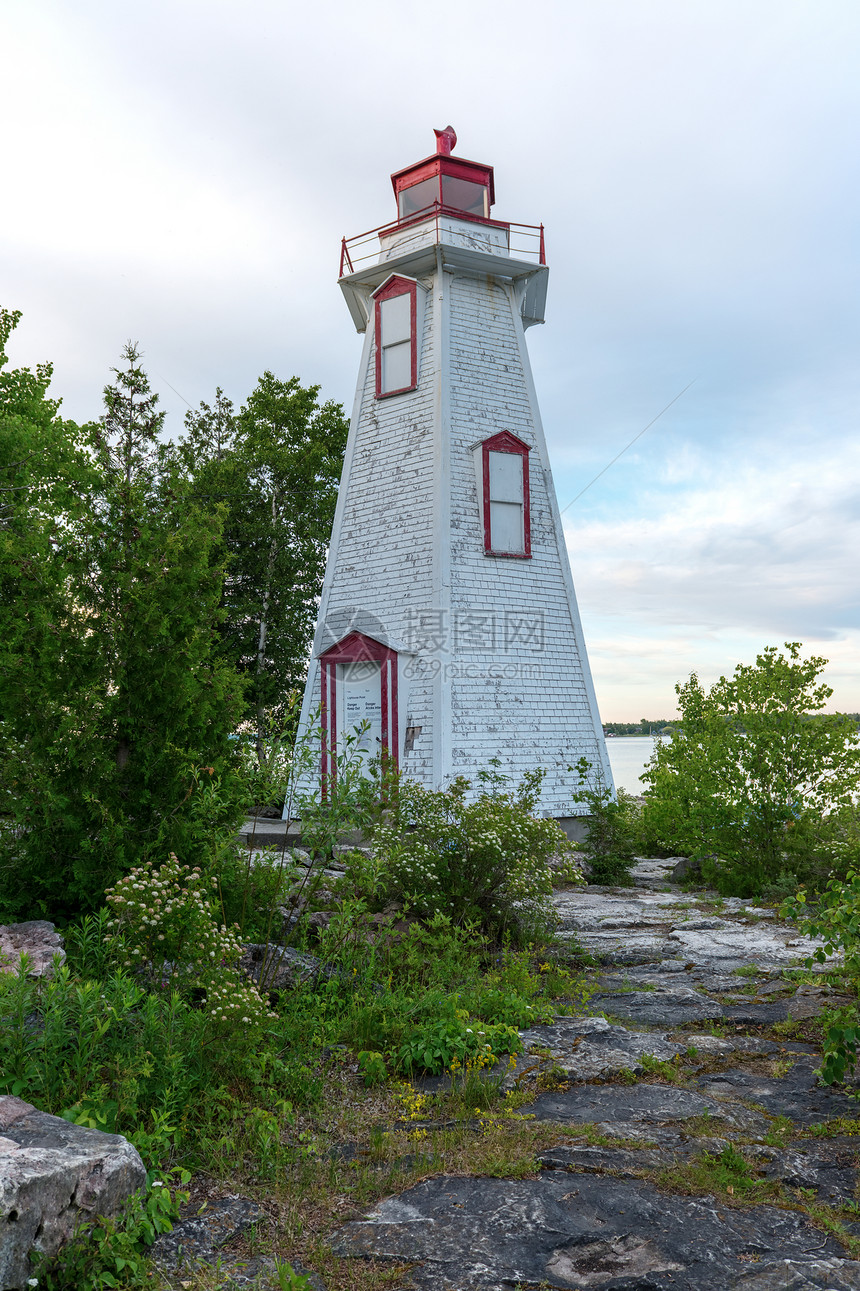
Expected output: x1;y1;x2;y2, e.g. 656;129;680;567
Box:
642;643;860;896
180;374;348;768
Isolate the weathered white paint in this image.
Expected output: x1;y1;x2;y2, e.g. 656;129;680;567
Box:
294;209;613;815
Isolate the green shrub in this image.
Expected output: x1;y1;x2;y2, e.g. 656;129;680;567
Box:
0;959;219;1151
783;872;860;1083
571;759;639;885
641;644;860;897
34;1168;189;1290
367;770;572;943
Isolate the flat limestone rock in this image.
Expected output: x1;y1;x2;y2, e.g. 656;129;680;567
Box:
538;1137;711;1175
588;984;724;1027
0;1095;146;1291
733;1258;860;1290
541;1133;860;1205
722;985;856;1027
555;889;682;932
239;943;329;990
0;922;65;978
330;1171;860;1290
629;856;686;886
553;882;836;974
685;1033;779;1056
560;929;672;965
667;924;830;972
722;998;797;1025
504;1016;684;1085
695;1060;860;1127
759;1140;860;1205
151;1195;273;1285
524;1081;770;1132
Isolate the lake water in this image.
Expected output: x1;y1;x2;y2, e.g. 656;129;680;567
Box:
606;736;668;796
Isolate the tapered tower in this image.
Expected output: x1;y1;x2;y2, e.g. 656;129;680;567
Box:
297;127;613;822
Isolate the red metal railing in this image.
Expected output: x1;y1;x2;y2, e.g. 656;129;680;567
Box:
339;204;546;278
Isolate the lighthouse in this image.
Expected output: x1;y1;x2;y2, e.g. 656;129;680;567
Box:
297;127;613;823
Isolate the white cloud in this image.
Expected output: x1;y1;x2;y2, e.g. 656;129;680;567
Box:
3;0;860;718
567;439;860;716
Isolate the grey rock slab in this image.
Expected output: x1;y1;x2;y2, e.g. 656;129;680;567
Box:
555;890;683;932
758;1140;860;1205
151;1195;268;1281
0;922;65;978
718;986;848;1026
524;1081;770;1133
588;985;724;1027
722;999;796;1025
504;1017;685;1085
239;943;330;990
695;1059;860;1127
732;1258;860;1290
0;1095;146;1291
685;1033;780;1056
784;986;855;1021
538;1135;718;1176
330;1171;856;1290
630;857;686;886
559;929;673;965
666;923;835;973
553;872;837;974
756;978;793;995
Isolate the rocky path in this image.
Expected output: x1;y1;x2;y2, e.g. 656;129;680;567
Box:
330;860;860;1290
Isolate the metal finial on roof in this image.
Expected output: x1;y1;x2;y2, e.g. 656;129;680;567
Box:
433;125;457;156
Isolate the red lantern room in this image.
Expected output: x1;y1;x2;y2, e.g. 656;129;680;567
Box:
390;125;495;223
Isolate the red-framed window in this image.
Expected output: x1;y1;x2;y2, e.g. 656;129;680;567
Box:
373;276;417;398
482;431;531;558
319;631;399;788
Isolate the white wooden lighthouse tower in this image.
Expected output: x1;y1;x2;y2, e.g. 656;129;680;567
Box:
298;127;613;821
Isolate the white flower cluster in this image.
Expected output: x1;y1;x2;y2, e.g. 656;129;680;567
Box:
104;854;277;1032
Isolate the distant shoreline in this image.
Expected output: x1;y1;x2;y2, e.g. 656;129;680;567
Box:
603;732;671;739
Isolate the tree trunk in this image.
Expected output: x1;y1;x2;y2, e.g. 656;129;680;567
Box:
254;493;279;770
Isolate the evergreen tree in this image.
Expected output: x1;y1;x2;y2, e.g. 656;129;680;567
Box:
0;309;95;911
0;333;247;917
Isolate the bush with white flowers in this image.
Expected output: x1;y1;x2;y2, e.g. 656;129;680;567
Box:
372;771;579;942
104;854;277;1035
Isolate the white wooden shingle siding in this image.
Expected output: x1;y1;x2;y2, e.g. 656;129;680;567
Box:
297;223;613;815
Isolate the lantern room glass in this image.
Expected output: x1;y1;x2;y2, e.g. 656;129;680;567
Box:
398;178;439;219
441;175;488;217
398;174;489;221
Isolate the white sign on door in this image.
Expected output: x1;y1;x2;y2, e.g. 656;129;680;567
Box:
339;661;383;757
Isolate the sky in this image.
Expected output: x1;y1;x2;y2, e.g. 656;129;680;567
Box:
3;0;859;721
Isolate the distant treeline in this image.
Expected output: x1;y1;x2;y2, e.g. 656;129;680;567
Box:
603;720;675;736
604;713;860;737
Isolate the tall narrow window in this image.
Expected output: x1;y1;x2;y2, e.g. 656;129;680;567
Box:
374;276;417;398
481;431;531;557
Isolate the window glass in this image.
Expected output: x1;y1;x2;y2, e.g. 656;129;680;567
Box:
489;451;524;503
380;294;411;345
381;340;412;393
489;501;523;553
441;175;488;217
486;449;525;553
398;177;440;218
